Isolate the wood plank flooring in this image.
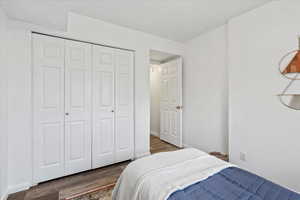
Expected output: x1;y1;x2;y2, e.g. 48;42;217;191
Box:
8;136;179;200
150;135;179;154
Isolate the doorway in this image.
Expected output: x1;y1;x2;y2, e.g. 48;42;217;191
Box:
149;50;183;152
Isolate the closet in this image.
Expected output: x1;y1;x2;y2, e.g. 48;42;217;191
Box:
32;33;134;183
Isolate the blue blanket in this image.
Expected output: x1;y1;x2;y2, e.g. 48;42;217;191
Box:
168;167;300;200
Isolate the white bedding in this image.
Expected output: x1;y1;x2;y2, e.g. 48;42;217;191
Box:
112;148;234;200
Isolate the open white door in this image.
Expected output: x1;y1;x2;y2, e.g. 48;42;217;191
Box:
160;57;183;147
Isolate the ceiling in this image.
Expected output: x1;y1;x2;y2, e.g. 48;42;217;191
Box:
0;0;273;42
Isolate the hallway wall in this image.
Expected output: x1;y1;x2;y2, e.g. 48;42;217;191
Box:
0;6;8;200
150;65;161;136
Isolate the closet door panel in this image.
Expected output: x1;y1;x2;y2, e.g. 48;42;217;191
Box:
115;50;134;162
41;123;62;165
92;46;115;168
94;117;114;162
65;40;92;175
33;34;65;182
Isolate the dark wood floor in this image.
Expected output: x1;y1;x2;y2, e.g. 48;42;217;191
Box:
8;135;179;200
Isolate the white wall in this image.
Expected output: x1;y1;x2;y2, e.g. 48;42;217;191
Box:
228;0;300;192
183;25;228;154
4;12;185;194
0;6;8;200
6;27;32;194
150;65;161;136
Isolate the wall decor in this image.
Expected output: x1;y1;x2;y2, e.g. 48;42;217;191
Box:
278;39;300;110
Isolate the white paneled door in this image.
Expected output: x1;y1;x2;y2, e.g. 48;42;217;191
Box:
33;34;65;182
92;46;116;168
33;35;93;182
33;33;134;183
160;58;183;147
92;47;134;168
115;50;134;162
64;40;92;175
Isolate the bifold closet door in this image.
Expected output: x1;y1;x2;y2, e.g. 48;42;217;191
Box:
92;46;115;168
33;33;134;181
114;50;134;162
92;46;134;168
64;40;92;175
33;34;92;182
33;34;65;182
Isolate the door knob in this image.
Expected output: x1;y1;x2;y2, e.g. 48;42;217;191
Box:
65;113;69;116
111;110;114;113
176;106;182;110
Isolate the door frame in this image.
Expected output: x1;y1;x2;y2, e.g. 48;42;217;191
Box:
149;51;183;148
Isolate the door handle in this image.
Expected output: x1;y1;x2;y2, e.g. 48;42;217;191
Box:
111;110;114;113
176;106;182;110
65;113;69;116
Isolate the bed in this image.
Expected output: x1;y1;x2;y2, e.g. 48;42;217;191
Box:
112;148;300;200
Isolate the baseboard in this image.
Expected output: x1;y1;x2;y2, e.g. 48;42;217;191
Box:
183;143;193;148
7;182;31;195
135;151;151;159
150;131;159;137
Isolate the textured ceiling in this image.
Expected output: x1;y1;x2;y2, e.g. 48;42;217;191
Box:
1;0;273;41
